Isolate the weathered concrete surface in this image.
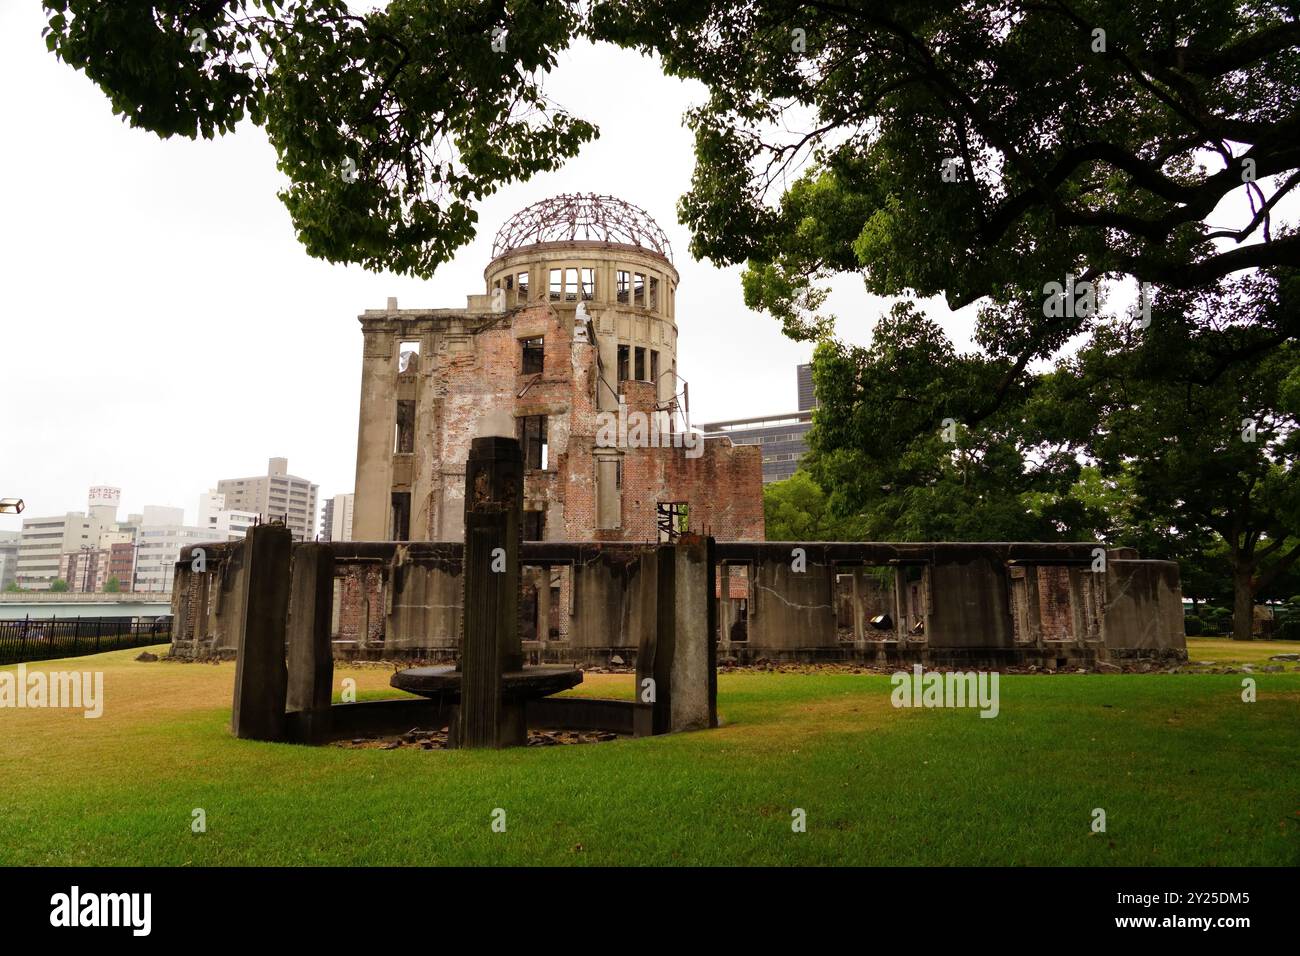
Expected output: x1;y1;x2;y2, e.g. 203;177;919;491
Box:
569;549;657;649
230;526;292;741
748;557;837;650
180;537;1188;669
386;559;462;653
1103;560;1186;651
350;203;765;553
927;556;1013;649
285;543;335;743
639;537;716;734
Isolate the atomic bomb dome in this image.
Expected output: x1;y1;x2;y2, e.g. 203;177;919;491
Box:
490;193;673;263
347;190;762;578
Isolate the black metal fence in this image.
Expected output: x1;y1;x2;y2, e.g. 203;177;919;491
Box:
0;617;172;665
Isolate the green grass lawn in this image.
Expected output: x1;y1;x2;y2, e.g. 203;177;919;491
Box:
1;645;1297;866
1185;635;1300;665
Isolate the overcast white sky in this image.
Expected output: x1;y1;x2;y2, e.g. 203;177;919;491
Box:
1;4;1279;535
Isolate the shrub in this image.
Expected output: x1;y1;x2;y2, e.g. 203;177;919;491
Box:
1277;619;1300;642
1183;616;1204;636
1201;607;1232;634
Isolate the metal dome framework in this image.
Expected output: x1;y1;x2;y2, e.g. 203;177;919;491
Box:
491;193;673;262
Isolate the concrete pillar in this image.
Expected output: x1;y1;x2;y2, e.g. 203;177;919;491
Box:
1068;566;1089;648
456;433;525;748
171;564;192;645
535;567;552;642
410;332;437;541
851;568;866;641
353;329;397;540
892;567;907;638
638;536;717;735
718;562;733;647
231;525;293;742
286;543;335;743
194;566;210;644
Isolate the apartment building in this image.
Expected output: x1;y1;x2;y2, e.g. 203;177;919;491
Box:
197;490;259;541
132;506;209;593
217;458;319;542
16;511;109;590
320;492;354;543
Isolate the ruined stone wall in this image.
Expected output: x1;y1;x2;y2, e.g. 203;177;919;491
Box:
170;539;1187;665
1035;566;1074;641
610;380;764;542
334;565;385;650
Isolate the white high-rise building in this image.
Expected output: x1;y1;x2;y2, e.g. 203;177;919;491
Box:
16;511;109;590
132;506;205;593
197;490;258;540
321;493;355;543
217;457;319;542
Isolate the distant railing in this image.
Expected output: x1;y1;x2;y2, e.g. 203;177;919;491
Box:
0;617;172;665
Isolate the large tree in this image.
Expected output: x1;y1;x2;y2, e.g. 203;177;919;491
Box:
48;3;1300;311
763;469;867;540
803;300;1103;541
596;1;1300;346
1043;278;1300;640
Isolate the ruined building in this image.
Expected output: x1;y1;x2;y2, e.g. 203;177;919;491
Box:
352;194;764;545
168;196;1186;668
332;194;763;655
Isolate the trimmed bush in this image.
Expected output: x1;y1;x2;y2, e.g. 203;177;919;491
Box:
1183;616;1204;636
1277;619;1300;642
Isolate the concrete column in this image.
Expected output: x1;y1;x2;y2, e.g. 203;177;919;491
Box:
171;564;192;645
1068;566;1090;648
456;433;524;748
194;567;210;644
535;567;552;642
892;567;907;638
286;543;335;743
231;526;293;742
638;536;717;735
851;568;866;641
353;328;397;540
717;562;732;647
409;332;437;541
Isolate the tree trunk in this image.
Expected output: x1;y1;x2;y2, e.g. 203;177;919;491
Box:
1231;569;1255;642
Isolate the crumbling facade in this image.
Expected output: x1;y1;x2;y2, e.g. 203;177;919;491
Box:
336;195;762;655
352;194;764;546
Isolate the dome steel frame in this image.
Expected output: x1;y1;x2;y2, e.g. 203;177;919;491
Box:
491;193;673;262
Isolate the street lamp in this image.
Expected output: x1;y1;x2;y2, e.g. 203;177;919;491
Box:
0;498;24;514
